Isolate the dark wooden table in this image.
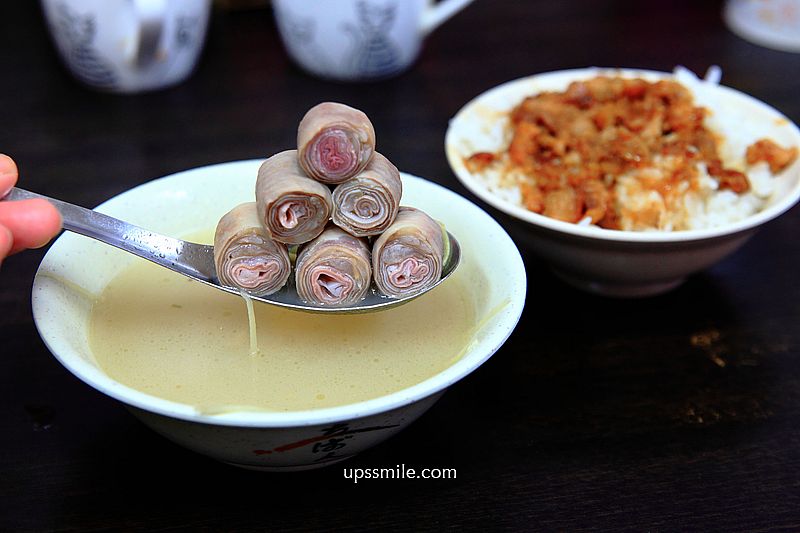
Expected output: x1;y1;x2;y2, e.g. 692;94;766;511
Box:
2;1;799;530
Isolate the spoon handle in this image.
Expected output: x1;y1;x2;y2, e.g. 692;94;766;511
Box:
3;187;217;282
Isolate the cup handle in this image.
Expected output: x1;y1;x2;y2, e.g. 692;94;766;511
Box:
420;0;474;36
131;0;167;68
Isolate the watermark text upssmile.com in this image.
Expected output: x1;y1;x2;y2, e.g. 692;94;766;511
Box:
343;464;456;483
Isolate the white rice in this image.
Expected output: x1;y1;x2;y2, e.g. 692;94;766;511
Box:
613;158;773;231
456;67;782;232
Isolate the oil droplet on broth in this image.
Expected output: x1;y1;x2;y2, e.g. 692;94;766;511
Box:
89;230;477;412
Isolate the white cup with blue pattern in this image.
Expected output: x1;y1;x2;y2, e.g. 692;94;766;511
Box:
41;0;211;93
272;0;474;82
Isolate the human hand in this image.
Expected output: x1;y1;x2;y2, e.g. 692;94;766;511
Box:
0;154;62;264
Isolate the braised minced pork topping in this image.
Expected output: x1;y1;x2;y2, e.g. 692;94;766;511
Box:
466;77;798;229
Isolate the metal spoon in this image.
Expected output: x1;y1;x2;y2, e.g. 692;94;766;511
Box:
4;187;461;314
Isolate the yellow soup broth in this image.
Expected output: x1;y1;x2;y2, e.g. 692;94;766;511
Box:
89;232;476;412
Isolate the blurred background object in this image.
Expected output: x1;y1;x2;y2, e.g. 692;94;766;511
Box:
724;0;800;52
213;0;268;10
41;0;212;93
272;0;474;82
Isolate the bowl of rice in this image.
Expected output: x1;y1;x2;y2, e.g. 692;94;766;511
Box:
445;66;800;296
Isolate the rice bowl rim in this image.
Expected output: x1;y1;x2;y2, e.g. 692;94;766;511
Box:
445;67;800;244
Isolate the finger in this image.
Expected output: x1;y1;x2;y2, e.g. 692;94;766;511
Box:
0;224;12;263
0;154;19;197
0;198;63;254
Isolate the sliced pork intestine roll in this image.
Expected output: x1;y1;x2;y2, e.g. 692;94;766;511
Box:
255;150;333;245
297;102;376;184
332;152;402;237
295;226;372;306
214;202;291;296
372;207;445;298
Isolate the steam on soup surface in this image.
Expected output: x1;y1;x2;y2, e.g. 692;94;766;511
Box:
89;235;476;412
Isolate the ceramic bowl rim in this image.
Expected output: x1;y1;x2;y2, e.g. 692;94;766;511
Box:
445;67;800;244
31;161;527;428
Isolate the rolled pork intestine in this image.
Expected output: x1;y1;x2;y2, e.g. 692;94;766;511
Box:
297;102;376;184
295;226;372;306
331;152;402;237
372;207;445;298
255;150;333;245
214;202;291;296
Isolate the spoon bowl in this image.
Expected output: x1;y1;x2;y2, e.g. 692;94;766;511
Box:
4;187;460;314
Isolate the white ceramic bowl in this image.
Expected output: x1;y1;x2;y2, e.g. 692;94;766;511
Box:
445;67;800;297
32;161;526;471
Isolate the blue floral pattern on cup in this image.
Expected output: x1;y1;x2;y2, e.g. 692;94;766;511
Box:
342;1;402;79
53;2;118;90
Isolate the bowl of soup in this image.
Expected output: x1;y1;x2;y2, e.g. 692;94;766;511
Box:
31;160;526;471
